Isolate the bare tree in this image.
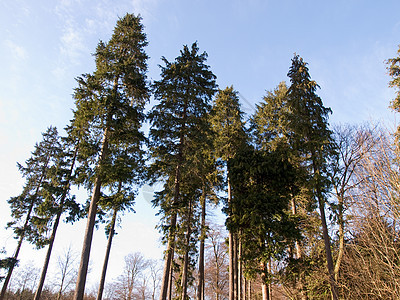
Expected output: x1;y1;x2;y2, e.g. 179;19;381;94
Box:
54;245;79;300
204;224;229;300
11;261;39;299
113;252;149;300
339;128;400;298
148;259;162;300
330;124;380;282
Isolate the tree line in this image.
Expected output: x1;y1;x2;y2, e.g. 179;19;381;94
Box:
1;12;400;300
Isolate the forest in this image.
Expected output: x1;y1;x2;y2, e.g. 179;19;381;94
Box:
1;12;400;300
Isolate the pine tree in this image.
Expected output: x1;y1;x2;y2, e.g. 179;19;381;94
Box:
387;44;400;137
148;42;217;300
286;54;338;299
251;81;289;151
70;14;148;299
1;127;60;299
33;133;81;300
209;86;247;300
228;148;299;300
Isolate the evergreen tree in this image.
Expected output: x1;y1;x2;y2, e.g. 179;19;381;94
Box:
209;86;247;300
251;81;289;151
286;54;338;299
228;148;299;300
33;134;81;300
70;14;148;299
148;42;217;300
1;127;60;299
251;82;310;298
387;44;400;137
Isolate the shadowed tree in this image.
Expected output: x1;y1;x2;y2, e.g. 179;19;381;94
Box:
286;54;338;299
210;86;247;300
229;148;300;300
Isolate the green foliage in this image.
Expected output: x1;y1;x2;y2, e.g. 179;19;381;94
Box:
228;148;300;280
148;42;217;183
387;45;400;112
7;127;62;248
285;54;337;204
69;13;149;215
210;86;248;161
148;41;217;209
251;81;289;151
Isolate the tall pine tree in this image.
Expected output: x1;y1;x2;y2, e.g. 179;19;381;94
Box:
70;14;149;299
210;86;247;300
148;42;217;300
286;54;338;299
1;127;61;299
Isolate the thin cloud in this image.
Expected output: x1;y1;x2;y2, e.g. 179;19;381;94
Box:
60;23;87;64
4;40;27;60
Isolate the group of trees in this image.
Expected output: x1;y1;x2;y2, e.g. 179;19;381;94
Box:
2;12;400;300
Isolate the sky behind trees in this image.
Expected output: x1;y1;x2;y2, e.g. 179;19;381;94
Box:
1;0;399;289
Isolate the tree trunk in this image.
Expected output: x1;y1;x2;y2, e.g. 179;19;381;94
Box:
97;207;118;300
74;127;109;300
34;196;65;300
318;196;339;300
291;197;308;300
334;194;344;282
181;198;193;300
233;233;238;300
197;190;206;300
247;280;251;300
261;262;269;300
0;225;25;299
291;198;302;259
34;144;78;300
161;99;187;300
228;176;235;300
238;235;242;300
168;255;174;300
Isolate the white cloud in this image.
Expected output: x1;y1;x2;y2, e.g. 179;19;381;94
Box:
60;23;87;63
4;40;27;60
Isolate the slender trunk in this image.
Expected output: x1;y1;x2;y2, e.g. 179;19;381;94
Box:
181;198;193;300
233;233;238;300
268;259;272;300
97;206;118;300
34;197;65;300
228;176;235;300
197;190;206;300
161;98;187;300
334;195;344;282
318;196;339;300
0;225;25;299
243;277;247;300
168;254;174;300
311;153;338;300
290;198;302;259
247;280;251;300
238;234;242;300
34;144;79;300
74;127;109;300
261;262;269;300
160;202;178;300
291;196;308;300
1;157;50;300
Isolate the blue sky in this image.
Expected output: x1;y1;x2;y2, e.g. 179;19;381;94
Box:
1;0;400;291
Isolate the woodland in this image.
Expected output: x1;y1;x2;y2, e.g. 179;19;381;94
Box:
1;13;400;300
